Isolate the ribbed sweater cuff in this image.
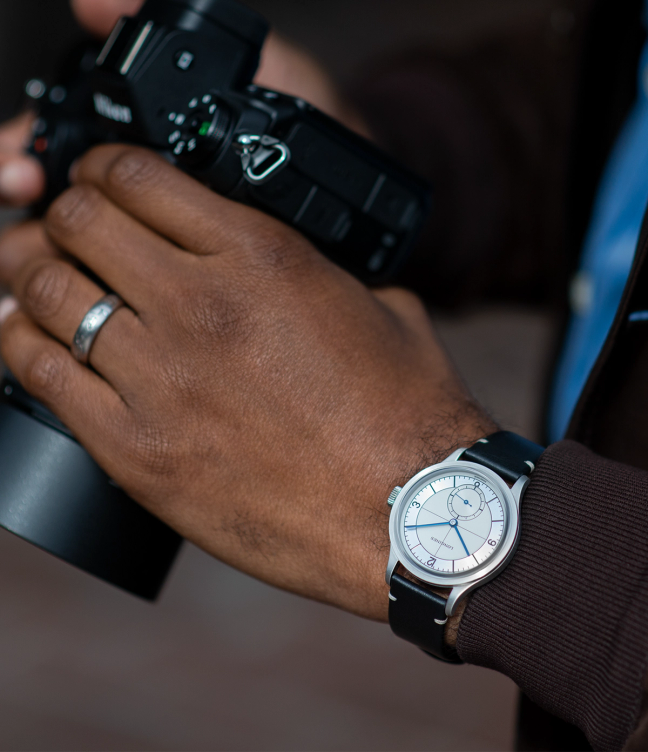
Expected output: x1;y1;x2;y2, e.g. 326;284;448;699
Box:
456;440;648;751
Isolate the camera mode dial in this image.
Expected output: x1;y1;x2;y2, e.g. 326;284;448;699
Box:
166;92;232;166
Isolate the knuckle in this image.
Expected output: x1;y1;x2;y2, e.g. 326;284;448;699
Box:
46;185;101;237
105;148;161;194
172;279;254;346
21;260;71;320
191;289;251;343
157;354;204;404
244;220;308;276
125;418;181;479
23;346;70;401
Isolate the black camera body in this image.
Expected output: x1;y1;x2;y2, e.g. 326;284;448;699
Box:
0;0;431;601
32;0;430;280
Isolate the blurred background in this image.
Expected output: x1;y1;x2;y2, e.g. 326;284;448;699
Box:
0;1;581;749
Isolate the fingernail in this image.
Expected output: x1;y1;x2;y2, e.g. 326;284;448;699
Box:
0;160;40;201
0;296;18;325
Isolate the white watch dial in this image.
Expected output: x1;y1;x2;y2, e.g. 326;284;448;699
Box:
401;474;505;575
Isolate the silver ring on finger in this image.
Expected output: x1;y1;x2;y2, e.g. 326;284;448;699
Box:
71;294;125;365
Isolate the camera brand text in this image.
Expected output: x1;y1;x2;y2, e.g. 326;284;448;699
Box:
93;93;133;124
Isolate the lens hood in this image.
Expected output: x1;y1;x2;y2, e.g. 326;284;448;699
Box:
0;397;182;600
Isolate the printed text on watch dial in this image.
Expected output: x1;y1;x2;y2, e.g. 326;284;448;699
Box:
402;475;505;573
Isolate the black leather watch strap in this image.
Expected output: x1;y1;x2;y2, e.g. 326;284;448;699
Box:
460;430;545;484
389;573;462;663
388;431;545;664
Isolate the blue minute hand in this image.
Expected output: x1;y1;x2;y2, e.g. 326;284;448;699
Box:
454;525;470;556
405;522;451;529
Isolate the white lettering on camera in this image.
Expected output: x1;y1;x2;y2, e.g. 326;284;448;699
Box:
93;93;133;123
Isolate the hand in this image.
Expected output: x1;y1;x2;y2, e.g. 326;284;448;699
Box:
0;145;494;622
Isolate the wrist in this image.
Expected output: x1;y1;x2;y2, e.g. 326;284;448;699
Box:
385;429;543;663
347;412;493;624
362;407;495;621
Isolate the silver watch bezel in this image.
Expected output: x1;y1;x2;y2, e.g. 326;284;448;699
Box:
388;458;522;590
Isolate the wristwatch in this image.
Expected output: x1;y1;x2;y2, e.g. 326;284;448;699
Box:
385;430;544;663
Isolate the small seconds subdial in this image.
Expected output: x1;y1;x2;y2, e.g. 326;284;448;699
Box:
448;483;486;521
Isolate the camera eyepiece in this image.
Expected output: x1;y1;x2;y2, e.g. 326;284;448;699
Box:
141;0;269;46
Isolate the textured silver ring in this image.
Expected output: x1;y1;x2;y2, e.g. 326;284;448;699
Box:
71;294;125;365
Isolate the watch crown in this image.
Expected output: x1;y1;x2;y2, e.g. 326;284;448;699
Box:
387;486;402;506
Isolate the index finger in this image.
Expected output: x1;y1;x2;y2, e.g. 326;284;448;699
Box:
74;144;285;256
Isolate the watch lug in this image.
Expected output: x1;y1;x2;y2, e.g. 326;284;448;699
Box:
446;582;479;617
385;547;399;586
443;447;467;463
511;475;531;508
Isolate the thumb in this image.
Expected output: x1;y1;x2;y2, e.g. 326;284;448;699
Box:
0;113;45;207
70;0;145;37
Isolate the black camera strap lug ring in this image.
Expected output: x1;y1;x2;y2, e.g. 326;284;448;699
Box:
235;133;291;185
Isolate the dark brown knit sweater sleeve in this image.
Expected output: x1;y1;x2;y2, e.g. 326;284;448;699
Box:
456;440;648;751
